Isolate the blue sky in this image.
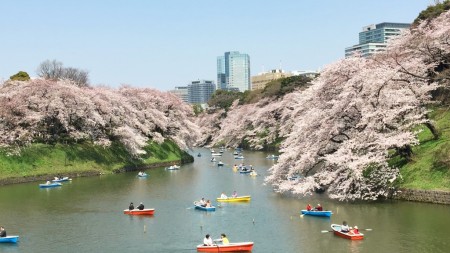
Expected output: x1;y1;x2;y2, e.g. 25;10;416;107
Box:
1;0;432;91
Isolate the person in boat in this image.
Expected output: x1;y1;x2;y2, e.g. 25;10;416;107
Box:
199;198;206;207
315;203;323;211
0;226;6;237
220;192;228;199
218;233;229;245
203;234;213;246
341;221;350;233
137;202;144;210
350;225;359;235
205;200;212;207
232;191;238;198
306;203;312;211
129;202;134;210
46;181;51;185
54;176;59;180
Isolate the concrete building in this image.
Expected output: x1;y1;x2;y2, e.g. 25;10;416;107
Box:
217;51;251;92
345;22;410;58
251;69;292;91
291;70;319;78
170;86;189;103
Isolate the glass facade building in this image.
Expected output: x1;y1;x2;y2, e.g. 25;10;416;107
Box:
217;51;251;92
345;22;410;58
187;80;216;104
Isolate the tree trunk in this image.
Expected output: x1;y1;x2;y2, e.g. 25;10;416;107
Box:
424;121;439;140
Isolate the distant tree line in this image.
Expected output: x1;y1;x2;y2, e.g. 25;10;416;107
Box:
36;59;90;87
414;0;450;24
207;75;316;111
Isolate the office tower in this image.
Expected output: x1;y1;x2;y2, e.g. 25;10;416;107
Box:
345;22;410;58
217;51;251;92
187;80;216;104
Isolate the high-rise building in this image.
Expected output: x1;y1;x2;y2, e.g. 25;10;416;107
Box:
187;80;216;104
217;51;251;92
345;22;410;58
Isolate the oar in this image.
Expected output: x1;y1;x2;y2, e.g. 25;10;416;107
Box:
321;228;373;233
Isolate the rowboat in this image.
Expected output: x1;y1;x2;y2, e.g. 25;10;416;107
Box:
123;208;155;215
137;172;148;177
196;242;254;252
301;210;332;217
166;165;180;170
0;236;19;243
239;169;251;174
216;195;251;202
193;202;216;211
211;153;222;156
266;154;279;160
234;155;244;159
39;182;62;188
217;162;224;167
52;177;71;182
331;224;364;240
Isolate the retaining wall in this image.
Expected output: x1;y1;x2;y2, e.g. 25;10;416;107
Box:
394;188;450;205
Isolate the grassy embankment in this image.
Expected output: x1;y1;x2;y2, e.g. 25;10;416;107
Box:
0;140;192;181
393;107;450;190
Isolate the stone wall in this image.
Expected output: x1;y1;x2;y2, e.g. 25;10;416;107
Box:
394;188;450;205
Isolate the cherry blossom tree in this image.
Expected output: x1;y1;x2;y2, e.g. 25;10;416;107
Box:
198;10;450;200
0;79;199;157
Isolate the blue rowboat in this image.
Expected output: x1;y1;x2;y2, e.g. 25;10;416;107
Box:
39;182;62;188
0;236;19;243
193;202;216;211
301;210;332;217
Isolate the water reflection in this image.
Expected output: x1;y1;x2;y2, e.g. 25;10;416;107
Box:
0;148;449;253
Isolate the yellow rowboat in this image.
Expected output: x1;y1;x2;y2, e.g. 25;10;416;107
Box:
216;195;251;202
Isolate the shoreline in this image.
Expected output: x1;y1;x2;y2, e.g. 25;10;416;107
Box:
0;160;179;186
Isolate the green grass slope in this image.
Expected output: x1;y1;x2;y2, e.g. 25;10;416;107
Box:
396;107;450;190
0;140;192;180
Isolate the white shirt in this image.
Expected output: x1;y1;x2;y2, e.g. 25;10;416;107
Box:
341;224;350;232
203;237;213;246
220;193;227;199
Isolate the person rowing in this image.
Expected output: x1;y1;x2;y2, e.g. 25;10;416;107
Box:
198;198;207;207
341;221;350;233
220;192;228;199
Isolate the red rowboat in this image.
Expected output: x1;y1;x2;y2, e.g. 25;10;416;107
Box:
123;208;155;215
331;224;364;240
196;242;254;252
